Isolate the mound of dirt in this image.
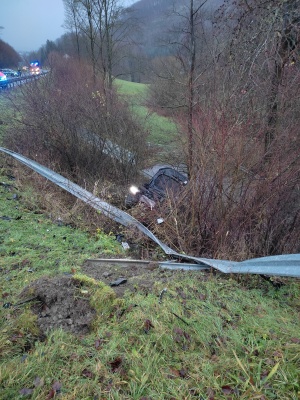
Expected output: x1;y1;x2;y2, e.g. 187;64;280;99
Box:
19;260;187;336
20;275;96;335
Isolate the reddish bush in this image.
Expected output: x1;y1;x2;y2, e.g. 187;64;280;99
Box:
143;104;300;260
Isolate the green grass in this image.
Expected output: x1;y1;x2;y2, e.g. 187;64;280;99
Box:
132;104;179;147
0;169;123;296
0;167;299;399
115;79;149;97
115;79;179;150
0;95;14;142
0;82;299;399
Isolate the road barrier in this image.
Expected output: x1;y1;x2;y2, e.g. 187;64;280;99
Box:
0;72;47;90
1;146;299;278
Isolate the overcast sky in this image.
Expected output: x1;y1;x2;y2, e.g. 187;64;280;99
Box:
0;0;136;53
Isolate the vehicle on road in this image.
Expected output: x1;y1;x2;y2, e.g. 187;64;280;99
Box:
29;61;41;75
0;71;7;88
1;69;18;77
125;167;188;208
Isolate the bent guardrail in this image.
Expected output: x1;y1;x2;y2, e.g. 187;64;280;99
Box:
0;146;299;278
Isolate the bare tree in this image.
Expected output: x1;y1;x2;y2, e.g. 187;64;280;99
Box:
264;0;300;155
186;0;209;177
63;0;134;88
149;0;211;176
144;0;300;258
216;0;300;158
63;0;82;59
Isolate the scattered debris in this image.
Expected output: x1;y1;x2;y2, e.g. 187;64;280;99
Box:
1;215;11;220
159;287;167;304
121;242;130;250
109;278;127;287
144;319;154;333
171;312;189;326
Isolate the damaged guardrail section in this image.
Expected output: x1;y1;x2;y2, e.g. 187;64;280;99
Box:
1;146;299;278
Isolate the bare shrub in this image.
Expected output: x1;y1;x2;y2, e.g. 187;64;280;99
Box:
150;105;300;259
124;101;299;260
143;0;300;260
9;162;121;238
148;56;187;112
4;53;149;188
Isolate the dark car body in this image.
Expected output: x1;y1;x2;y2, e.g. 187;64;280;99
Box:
125;167;188;208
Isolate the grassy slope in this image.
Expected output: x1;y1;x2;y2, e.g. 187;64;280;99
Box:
0;170;299;399
0;85;299;399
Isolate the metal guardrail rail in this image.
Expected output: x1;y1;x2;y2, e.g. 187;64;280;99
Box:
0;146;299;278
0;72;47;90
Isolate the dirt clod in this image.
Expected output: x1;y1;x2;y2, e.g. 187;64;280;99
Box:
19;260;191;336
20;275;96;335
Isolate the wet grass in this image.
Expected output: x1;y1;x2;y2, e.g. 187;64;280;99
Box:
0;95;13;142
0;169;122;292
115;79;179;150
0;83;299;399
0;166;299;399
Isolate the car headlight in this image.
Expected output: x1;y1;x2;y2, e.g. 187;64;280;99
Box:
129;185;140;195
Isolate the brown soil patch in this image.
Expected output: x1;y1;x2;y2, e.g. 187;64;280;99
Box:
19;260;182;336
20;275;96;335
81;259;175;297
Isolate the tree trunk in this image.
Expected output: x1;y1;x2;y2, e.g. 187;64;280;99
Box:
264;0;299;158
187;0;196;178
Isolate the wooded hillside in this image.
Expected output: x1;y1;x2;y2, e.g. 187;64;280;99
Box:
0;39;21;68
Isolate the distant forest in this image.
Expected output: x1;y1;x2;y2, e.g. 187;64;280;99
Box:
0;39;21;68
23;0;224;83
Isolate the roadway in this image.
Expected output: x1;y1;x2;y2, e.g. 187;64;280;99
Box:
0;71;47;91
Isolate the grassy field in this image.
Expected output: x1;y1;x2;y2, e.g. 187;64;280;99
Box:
115;80;148;97
115;79;180;150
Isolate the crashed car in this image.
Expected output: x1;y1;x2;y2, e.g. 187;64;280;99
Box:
125;167;188;209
